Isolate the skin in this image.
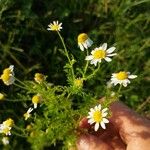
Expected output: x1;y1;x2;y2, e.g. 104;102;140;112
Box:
77;101;150;150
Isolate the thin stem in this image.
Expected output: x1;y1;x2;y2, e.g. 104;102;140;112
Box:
83;49;89;78
86;63;101;80
117;84;122;94
13;83;28;90
57;31;75;80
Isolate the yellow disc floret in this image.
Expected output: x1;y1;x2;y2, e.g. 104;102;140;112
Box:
93;110;102;123
78;33;88;43
74;78;83;87
3;118;14;127
34;73;45;83
32;95;41;104
1;73;11;82
116;71;128;80
93;50;106;59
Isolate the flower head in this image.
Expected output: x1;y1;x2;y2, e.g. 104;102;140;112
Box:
47;21;62;31
77;33;93;51
34;73;46;84
85;43;117;66
2;137;9;145
87;104;109;131
110;71;137;87
74;78;83;88
24;107;33;120
0;65;15;85
32;94;42;109
0;118;14;136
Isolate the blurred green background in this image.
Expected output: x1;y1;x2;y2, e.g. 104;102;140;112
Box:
0;0;150;149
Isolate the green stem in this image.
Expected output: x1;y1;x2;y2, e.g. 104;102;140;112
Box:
83;49;89;78
57;31;75;80
86;63;101;80
13;83;28;90
117;84;122;94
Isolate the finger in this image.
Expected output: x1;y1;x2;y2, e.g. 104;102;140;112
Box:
110;101;150;148
77;134;113;150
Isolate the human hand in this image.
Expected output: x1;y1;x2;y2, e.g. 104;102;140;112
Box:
77;102;150;150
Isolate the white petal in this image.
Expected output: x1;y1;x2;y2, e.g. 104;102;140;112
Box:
88;119;94;124
98;104;101;110
102;118;109;123
79;44;84;51
102;108;108;113
94;123;99;131
107;53;117;57
100;121;106;129
91;60;98;66
83;42;88;49
128;75;137;79
123;82;127;87
106;47;116;53
90;108;95;113
105;57;112;62
85;55;93;60
102;112;108;117
102;43;107;50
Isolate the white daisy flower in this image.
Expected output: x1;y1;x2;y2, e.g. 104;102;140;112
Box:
0;118;14;136
85;43;117;66
47;21;62;31
77;33;93;51
2;137;9;145
87;104;109;131
24;107;33;120
110;71;137;87
0;65;15;86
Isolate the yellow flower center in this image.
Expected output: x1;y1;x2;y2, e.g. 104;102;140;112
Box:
78;33;88;43
51;25;59;31
93;110;102;123
32;95;41;104
3;68;11;74
1;73;10;82
3;118;14;127
116;71;128;80
93;50;106;59
74;78;83;87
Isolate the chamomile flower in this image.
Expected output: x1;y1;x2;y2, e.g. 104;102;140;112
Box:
74;78;83;88
87;104;109;131
110;71;137;87
24;107;33;120
2;137;9;145
85;43;117;66
34;73;46;84
32;94;42;109
47;21;62;31
0;65;15;86
0;118;14;136
77;33;93;51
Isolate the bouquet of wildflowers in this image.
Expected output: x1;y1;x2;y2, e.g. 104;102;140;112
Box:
0;21;137;149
